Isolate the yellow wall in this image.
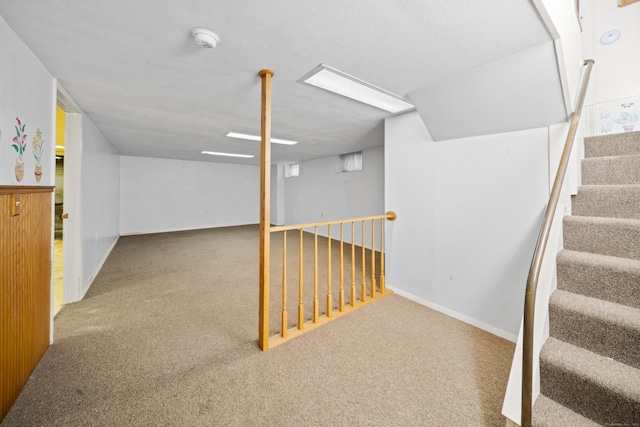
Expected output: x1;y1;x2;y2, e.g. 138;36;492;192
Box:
55;105;65;156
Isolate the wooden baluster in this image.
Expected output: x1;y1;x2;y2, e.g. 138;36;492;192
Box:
313;226;319;322
371;219;376;298
281;231;287;337
298;228;304;330
351;222;356;306
339;223;344;311
380;219;385;294
326;225;332;317
361;220;366;301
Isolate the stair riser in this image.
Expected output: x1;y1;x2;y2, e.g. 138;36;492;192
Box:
581;156;640;185
557;256;640;310
549;301;640;370
532;395;600;427
585;132;640;158
563;218;640;260
572;186;640;219
540;359;640;425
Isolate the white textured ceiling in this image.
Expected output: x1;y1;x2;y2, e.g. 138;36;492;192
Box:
0;1;551;165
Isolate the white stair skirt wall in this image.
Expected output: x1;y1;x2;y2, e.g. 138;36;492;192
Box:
501;205;564;424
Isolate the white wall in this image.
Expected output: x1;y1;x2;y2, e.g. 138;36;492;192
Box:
385;112;549;339
270;164;285;226
283;146;385;246
582;0;640;104
120;156;259;235
0;15;55;186
80;116;120;296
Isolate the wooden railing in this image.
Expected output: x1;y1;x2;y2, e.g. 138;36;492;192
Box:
264;213;397;349
256;69;397;350
520;59;594;427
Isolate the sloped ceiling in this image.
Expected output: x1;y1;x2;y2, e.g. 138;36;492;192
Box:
409;41;567;141
0;1;552;165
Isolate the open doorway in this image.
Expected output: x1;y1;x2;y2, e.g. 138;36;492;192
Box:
53;104;65;315
53;83;84;327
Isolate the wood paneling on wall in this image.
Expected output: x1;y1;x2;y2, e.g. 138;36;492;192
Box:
0;186;53;422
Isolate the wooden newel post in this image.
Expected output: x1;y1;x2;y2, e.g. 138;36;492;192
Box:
259;69;274;351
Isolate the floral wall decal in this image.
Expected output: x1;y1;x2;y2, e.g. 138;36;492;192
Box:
11;117;27;182
32;129;45;182
594;96;640;135
615;111;638;132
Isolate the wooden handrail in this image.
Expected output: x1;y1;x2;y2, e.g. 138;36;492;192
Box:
521;59;594;427
270;211;397;233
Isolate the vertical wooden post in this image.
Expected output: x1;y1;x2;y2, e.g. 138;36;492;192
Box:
313;226;319;322
351;222;356;306
258;69;274;351
361;221;366;302
298;228;304;330
380;219;385;293
281;230;287;337
339;223;344;312
370;219;376;297
326;224;332;317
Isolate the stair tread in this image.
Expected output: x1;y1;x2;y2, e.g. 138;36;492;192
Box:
549;290;640;369
582;155;640;185
563;216;640;260
578;184;640;189
558;249;640;270
533;395;600;427
551;289;640;329
557;250;640;309
572;185;640;220
583;153;640;161
541;337;640;402
565;215;640;226
585;132;640;158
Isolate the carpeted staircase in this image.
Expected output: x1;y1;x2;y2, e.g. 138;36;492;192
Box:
533;131;640;426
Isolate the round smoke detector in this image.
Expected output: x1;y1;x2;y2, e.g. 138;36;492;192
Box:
191;28;220;48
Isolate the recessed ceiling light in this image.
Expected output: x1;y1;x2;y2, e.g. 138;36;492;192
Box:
299;64;414;114
201;151;254;158
225;132;298;145
600;30;621;45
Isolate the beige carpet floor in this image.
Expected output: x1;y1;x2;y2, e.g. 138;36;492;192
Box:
1;225;514;426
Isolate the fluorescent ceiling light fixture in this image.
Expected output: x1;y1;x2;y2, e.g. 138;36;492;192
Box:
201;150;254;158
225;132;298;145
299;64;414;113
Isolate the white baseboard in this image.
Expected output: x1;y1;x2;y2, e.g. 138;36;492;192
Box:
120;222;259;236
80;236;119;300
387;285;518;343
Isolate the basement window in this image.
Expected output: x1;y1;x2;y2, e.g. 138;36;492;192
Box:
284;163;299;178
340;152;363;172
